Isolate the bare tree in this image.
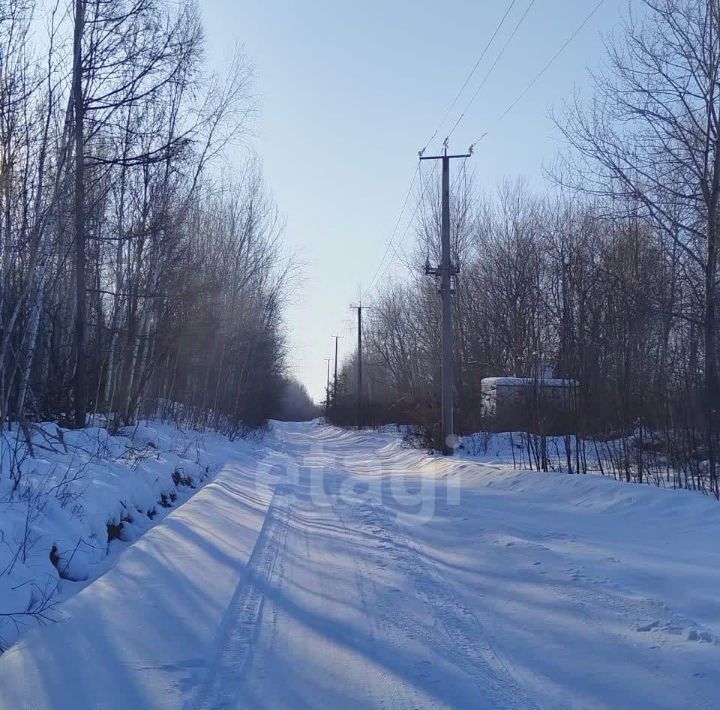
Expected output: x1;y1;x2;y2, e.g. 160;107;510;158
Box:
557;0;720;493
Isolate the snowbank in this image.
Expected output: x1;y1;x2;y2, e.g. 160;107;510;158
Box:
457;429;715;491
0;420;222;651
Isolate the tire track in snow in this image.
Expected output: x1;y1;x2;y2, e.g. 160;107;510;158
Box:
338;495;541;710
186;485;291;710
329;489;431;709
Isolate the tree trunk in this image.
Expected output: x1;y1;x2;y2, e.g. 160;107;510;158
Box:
72;0;87;428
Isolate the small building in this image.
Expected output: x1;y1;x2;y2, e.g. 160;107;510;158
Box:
481;368;578;434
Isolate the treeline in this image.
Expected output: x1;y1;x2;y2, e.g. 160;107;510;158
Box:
0;0;293;432
330;0;720;496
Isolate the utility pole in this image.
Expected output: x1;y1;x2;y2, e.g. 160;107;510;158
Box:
421;140;472;455
332;335;342;407
324;358;332;415
351;305;363;429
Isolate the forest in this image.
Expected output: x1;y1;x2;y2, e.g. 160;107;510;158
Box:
330;0;720;497
0;0;312;435
3;0;719;498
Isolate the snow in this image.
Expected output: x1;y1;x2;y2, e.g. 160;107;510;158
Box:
0;420;221;651
481;376;577;387
0;421;719;708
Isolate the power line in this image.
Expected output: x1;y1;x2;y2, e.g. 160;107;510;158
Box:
389;192;426;271
364;164;419;298
417;158;439;263
369;159;441;289
393;160;437;265
356;0;602;346
420;0;519;156
469;0;605;151
385;154;468;280
365;0;535;301
419;156;436;207
445;0;538;143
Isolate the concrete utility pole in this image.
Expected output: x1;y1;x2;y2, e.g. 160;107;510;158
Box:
351;305;363;429
325;358;332;415
421;140;472;455
332;335;342;408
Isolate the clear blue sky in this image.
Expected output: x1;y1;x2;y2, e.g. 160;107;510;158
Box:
201;0;631;402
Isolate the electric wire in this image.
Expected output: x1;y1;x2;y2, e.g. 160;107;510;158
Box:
370;3;525;299
469;0;605;151
445;0;538;143
419;0;519;156
364;164;420;299
361;0;603;316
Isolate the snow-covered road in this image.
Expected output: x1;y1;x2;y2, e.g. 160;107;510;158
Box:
1;421;719;709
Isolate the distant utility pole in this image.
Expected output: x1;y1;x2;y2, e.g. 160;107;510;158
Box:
421;139;472;455
325;358;332;415
332;335;342;407
351;305;363;429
